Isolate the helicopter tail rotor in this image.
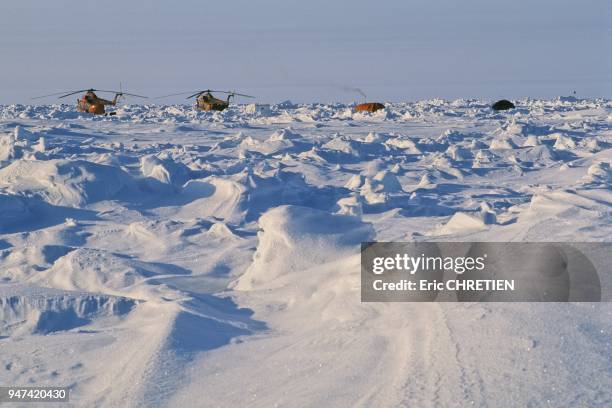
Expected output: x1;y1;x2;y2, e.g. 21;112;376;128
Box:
229;91;255;98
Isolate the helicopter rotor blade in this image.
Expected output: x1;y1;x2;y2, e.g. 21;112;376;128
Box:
193;90;251;96
186;91;208;99
156;89;254;99
89;89;144;96
57;89;117;99
33;88;148;100
214;90;255;98
88;89;119;93
31;89;89;100
155;91;196;99
58;90;92;99
232;92;255;98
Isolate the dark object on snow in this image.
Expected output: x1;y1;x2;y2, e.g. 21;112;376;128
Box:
155;89;254;111
355;102;385;112
192;90;254;111
32;88;147;115
492;100;515;111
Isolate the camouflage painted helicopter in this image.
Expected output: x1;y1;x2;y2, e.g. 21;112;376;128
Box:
158;89;254;111
32;88;147;115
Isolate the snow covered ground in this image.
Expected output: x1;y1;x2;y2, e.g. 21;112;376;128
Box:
0;98;611;407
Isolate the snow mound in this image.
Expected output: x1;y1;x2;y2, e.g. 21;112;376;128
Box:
140;154;191;192
516;145;558;164
0;159;132;207
180;177;246;223
237;129;309;156
245;103;272;115
371;170;403;192
527;190;605;216
345;174;365;190
359;171;404;205
1;245;76;283
439;209;496;235
446;145;472;161
0;134;21;163
322;136;361;155
583;161;611;185
207;222;241;240
432;155;464;178
319;134;386;162
363;132;388;143
31;248;188;299
235;205;374;290
181;169;338;223
0;284;136;336
489;137;518;150
267;128;302;141
418;172;437;188
334;194;363;217
523;135;541;147
582;138;602;152
384;136;422;154
552;133;576;150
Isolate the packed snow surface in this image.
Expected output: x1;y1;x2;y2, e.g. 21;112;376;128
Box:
0;99;611;407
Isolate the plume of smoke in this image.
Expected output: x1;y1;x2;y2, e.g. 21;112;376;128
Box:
336;85;367;99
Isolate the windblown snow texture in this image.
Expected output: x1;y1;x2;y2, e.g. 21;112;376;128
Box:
0;99;611;407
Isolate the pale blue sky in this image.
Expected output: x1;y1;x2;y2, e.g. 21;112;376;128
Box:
0;0;610;104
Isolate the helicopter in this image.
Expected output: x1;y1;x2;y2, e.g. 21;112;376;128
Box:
157;90;254;111
32;87;147;115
